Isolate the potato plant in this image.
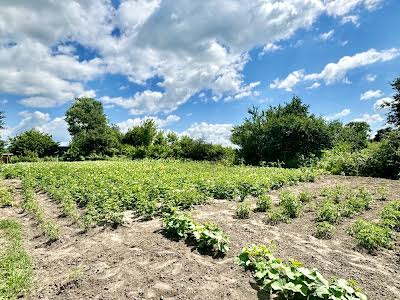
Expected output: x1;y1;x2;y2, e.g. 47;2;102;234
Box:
236;244;367;300
255;194;272;212
162;210;230;255
236;200;251;219
2;161;319;227
0;186;13;207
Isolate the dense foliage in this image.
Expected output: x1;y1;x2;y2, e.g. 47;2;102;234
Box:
384;76;400;126
236;244;367;300
8;129;59;158
2;160;318;226
232;97;332;167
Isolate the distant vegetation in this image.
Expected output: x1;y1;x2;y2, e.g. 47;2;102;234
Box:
1;76;400;178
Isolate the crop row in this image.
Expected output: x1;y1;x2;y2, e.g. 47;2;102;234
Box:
2;160;319;226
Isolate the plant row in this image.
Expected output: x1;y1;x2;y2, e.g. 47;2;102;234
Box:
0;185;13;207
347;200;400;252
0;219;33;300
1;160;319;227
236;244;367;300
162;210;230;255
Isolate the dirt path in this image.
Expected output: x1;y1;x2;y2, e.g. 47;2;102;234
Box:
0;176;399;300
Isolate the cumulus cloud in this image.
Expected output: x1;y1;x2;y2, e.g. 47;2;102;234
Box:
1;111;70;145
116;114;180;133
323;108;351;121
360;89;384;101
307;82;321;89
180;123;234;147
352;113;384;124
0;0;389;115
373;97;393;111
271;48;399;91
365;74;377;82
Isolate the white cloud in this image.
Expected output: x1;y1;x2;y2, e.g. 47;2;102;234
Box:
320;30;334;41
117;114;180;133
0;0;388;113
340;15;360;26
360;89;383;100
323;108;351;121
270;70;305;91
365;74;377;82
306;82;321;89
261;43;282;54
373;97;393;111
271;48;399;91
1;111;70;145
352;113;384;124
180;123;234;147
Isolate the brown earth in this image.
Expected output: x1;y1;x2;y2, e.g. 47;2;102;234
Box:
0;176;399;300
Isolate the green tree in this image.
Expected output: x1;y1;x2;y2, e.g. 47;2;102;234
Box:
64;98;121;158
231;97;332;167
384;77;400;127
0;111;5;153
9;129;59;157
123;119;158;147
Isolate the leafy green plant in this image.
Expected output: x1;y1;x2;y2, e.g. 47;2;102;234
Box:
162;210;196;239
255;194;272;212
298;191;313;203
0;186;13;207
376;186;389;201
266;209;289;225
236;244;367;300
348;219;393;252
193;222;230;254
236;200;251;219
0;219;33;300
316;201;340;224
380;200;400;231
279;191;301;218
315;221;335;239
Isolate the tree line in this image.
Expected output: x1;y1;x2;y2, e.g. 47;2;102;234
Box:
1;76;399;178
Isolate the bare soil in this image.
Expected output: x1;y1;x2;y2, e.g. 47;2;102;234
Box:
1;176;399;300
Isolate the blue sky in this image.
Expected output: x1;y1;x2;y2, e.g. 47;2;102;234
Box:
1;0;399;146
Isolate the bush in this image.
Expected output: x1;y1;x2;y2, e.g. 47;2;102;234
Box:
236;200;251;219
315;221;335;239
255;194;272;212
348;219;393;252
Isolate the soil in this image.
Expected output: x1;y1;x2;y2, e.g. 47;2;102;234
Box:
1;175;399;300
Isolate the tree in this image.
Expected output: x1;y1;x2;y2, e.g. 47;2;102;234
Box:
384;77;400;127
64;98;122;158
9;129;59;157
373;127;393;142
123;119;158;147
65;97;108;136
0;111;5;153
231;97;332;167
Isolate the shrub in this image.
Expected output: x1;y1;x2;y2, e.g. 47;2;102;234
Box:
236;200;252;219
236;244;367;300
348;219;393;252
255;194;272;212
279;191;301;218
315;221;335;239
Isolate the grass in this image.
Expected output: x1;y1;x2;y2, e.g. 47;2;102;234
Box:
0;219;32;299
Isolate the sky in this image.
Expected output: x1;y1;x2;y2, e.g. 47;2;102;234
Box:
1;0;400;147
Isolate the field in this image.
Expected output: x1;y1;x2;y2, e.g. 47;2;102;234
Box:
0;161;399;299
